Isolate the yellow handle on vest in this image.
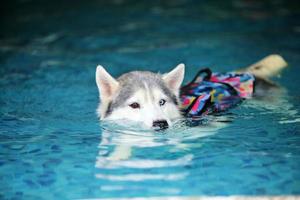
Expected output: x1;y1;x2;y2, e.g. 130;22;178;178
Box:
238;54;288;79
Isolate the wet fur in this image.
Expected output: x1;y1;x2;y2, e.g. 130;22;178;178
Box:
103;71;178;118
96;64;185;128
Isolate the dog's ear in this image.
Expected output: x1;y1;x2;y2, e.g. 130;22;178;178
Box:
163;63;185;94
96;65;119;101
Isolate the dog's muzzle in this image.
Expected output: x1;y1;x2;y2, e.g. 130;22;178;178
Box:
152;120;169;130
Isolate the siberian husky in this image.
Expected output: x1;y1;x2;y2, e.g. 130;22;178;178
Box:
95;55;288;130
96;63;185;130
95;55;294;161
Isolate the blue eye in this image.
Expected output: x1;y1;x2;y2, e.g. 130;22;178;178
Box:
129;102;140;109
159;99;166;106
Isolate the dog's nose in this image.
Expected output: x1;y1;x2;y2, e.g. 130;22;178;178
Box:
152;120;169;130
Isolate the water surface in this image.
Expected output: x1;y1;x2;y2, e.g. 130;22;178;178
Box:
1;0;300;199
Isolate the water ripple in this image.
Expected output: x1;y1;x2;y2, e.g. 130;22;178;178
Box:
95;172;188;181
95;154;193;169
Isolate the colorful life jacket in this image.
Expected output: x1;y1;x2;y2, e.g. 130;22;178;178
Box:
180;68;255;117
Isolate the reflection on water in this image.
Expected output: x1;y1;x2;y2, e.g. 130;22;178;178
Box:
96;117;228;161
95;117;230;195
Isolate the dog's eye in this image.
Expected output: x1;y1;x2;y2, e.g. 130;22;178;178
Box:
129;102;140;109
159;99;166;106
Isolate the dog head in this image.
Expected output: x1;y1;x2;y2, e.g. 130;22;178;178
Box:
95;64;185;130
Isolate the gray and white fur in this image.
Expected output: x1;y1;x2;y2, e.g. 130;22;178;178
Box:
96;64;185;129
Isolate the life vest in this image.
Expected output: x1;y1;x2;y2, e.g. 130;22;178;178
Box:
180;68;255;117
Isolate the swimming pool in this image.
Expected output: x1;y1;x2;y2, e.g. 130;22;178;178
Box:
1;0;300;199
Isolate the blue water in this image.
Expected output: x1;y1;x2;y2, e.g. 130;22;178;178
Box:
1;0;300;199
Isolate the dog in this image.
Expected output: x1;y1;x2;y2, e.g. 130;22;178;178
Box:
96;63;185;130
95;55;293;161
96;55;288;130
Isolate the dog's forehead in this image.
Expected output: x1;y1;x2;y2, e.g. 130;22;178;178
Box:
114;71;176;104
118;71;161;85
116;72;159;96
118;71;164;92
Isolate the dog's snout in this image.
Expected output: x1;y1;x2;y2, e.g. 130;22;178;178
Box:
152;120;169;130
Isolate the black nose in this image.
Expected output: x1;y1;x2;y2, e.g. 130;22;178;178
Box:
152;120;169;130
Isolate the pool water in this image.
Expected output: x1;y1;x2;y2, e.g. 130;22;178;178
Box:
1;0;300;199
